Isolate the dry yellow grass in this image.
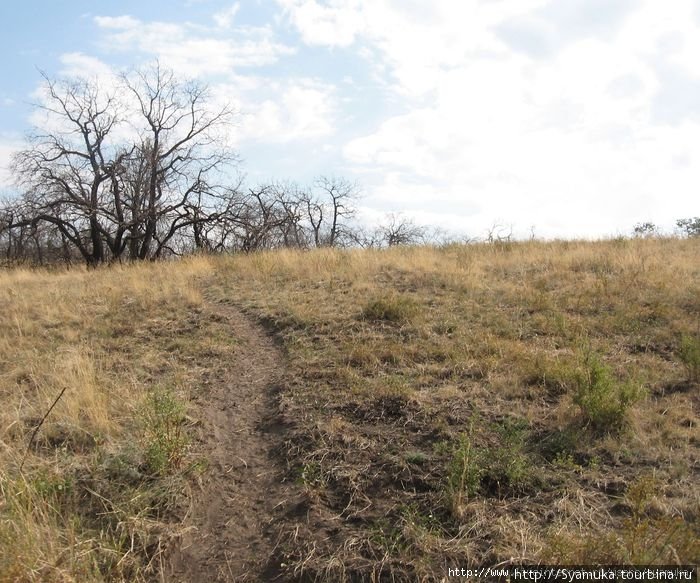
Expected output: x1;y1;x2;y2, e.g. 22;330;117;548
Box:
0;257;212;582
1;238;698;581
210;238;699;578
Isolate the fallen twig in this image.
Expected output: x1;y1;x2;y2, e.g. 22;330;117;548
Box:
20;387;68;472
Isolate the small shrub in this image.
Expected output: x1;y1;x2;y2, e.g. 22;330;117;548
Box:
553;452;582;471
483;418;532;494
539;427;581;461
361;295;418;324
542;516;699;564
445;426;483;518
405;451;428;465
140;388;188;475
543;475;698;564
369;519;408;553
678;333;700;382
297;461;326;490
573;350;644;432
445;417;534;513
626;474;658;519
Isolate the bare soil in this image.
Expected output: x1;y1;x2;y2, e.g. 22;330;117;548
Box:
165;299;292;582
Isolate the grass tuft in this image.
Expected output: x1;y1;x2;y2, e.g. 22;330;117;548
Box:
140;387;189;475
360;294;418;324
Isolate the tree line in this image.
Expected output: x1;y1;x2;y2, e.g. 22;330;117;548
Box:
3;65;696;266
0;65;441;267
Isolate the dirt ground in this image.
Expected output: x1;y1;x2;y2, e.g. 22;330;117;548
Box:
165;299;293;582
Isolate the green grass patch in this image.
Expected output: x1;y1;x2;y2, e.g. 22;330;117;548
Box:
140;388;189;475
573;349;645;432
361;294;418;324
678;333;700;382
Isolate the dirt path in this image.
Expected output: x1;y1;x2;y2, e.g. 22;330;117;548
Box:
165;299;291;582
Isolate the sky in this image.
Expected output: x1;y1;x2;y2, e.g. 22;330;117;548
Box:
0;0;699;239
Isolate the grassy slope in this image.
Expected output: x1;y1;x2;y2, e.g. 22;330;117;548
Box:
0;238;698;581
0;258;217;582
210;239;699;579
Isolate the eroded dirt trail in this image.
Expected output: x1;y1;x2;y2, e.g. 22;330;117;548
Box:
166;299;290;582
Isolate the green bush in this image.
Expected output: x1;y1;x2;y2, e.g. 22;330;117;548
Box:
483;418;532;494
539;426;580;461
678;333;700;382
573;351;644;432
445;417;533;515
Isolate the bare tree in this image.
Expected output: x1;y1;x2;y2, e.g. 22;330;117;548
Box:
271;182;307;248
205;177;360;252
121;63;237;260
485;222;513;244
2;65;375;263
299;187;324;248
10;74;122;266
315;176;359;247
377;212;427;247
229;186;289;252
5;64;239;266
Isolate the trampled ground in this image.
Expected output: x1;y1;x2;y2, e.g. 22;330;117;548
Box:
165;299;291;582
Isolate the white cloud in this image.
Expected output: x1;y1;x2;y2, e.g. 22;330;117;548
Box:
58;52;119;79
214;3;240;29
94;15;141;30
277;0;526;96
83;12;338;146
282;0;700;237
94;14;295;76
496;0;636;58
276;0;365;47
213;77;336;144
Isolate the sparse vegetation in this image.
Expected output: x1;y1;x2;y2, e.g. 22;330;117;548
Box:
678;333;700;382
445;416;532;518
210;238;698;578
445;425;483;518
0;257;220;581
140;387;190;475
572;347;645;432
1;237;698;580
484;418;532;494
360;294;418;324
543;475;700;563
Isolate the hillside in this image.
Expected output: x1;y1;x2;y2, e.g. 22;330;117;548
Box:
1;238;699;581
